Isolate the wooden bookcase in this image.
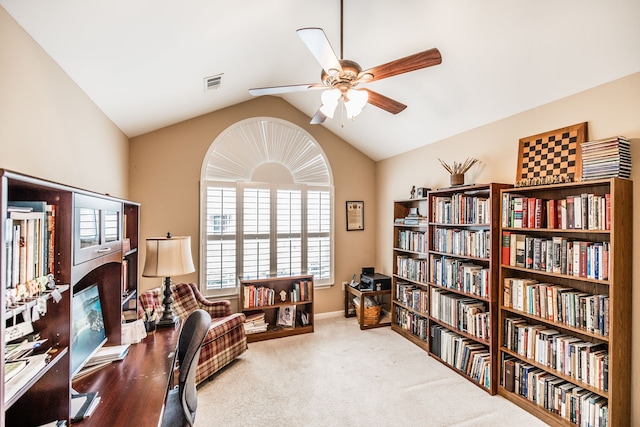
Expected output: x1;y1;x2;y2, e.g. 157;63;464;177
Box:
391;184;508;394
122;202;140;322
391;196;430;351
427;183;509;395
0;169;139;426
498;178;632;426
239;274;314;343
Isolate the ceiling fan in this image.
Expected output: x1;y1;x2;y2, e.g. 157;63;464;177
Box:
248;0;442;125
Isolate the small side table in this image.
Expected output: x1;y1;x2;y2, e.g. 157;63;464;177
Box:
344;285;391;330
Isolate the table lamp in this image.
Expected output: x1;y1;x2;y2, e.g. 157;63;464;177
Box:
142;232;195;327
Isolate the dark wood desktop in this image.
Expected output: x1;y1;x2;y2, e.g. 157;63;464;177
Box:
72;326;179;426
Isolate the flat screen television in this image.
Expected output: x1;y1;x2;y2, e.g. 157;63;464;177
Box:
70;284;107;379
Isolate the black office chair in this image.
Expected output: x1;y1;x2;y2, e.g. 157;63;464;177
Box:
162;309;211;427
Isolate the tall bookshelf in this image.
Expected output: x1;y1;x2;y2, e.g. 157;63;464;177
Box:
0;169;139;426
391;196;430;350
427;183;509;395
498;178;632;426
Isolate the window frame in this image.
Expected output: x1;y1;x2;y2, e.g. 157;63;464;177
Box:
199;117;334;298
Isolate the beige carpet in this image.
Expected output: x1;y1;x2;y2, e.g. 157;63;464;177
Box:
197;313;548;427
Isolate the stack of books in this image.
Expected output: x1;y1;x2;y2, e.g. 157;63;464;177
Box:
243;311;268;334
75;344;130;378
581;136;631;180
402;207;427;225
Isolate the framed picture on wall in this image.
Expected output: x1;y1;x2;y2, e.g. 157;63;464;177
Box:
346;201;364;231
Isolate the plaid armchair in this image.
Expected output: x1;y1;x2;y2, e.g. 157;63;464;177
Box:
139;283;247;384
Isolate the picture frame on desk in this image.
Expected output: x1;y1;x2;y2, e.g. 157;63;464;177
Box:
346;201;364;231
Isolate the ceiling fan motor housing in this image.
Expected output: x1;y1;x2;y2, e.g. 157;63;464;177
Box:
322;59;363;90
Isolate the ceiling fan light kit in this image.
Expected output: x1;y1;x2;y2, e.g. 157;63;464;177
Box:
320;87;368;119
248;1;442;124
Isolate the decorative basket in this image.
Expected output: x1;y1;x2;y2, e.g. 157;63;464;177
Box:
354;302;382;325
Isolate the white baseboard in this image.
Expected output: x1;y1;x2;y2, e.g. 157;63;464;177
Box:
314;310;344;319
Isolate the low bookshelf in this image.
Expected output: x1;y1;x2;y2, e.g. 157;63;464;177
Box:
239;274;314;342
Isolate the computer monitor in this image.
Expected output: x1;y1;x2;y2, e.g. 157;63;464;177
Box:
70;284;107;379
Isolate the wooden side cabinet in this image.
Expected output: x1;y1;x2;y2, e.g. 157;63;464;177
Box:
239;274;314;343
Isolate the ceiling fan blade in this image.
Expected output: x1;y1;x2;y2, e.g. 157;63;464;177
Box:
359;48;442;83
310;109;327;125
249;83;324;96
297;28;342;75
362;88;407;114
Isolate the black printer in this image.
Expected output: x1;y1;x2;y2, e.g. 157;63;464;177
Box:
359;273;391;291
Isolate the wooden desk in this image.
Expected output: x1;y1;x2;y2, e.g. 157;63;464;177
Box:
344;286;391;330
72;326;179;426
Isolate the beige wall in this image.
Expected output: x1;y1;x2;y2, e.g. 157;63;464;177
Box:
376;71;640;423
0;7;129;197
129;96;377;313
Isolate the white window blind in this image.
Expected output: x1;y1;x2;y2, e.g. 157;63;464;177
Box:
243;187;270;278
307;189;331;280
204;185;237;291
276;189;302;276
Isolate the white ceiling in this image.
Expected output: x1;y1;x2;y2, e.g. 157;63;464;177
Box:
2;0;640;161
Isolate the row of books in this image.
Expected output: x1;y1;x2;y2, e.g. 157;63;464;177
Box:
396;229;428;253
290;280;311;302
431;228;491;259
394;282;428;314
430;288;490;340
502;192;611;231
5;201;56;294
581;136;631;181
503;278;609;337
503;317;608;391
395;256;428;283
393;306;428;342
243;311;268;334
429;255;491;298
502;356;609;426
431;194;490;225
242;285;275;308
502;232;610;280
430;325;491;389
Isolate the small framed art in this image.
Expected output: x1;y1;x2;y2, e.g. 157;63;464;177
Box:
346;201;364;231
277;305;296;328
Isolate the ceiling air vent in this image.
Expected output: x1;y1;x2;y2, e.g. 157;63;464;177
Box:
204;74;223;91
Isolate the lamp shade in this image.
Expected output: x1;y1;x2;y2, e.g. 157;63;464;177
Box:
142;235;195;278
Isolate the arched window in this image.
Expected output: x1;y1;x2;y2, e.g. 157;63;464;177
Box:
200;117;334;296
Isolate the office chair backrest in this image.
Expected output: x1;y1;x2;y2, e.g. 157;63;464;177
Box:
178;309;211;425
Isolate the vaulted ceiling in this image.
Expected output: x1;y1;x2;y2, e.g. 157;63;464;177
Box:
2;0;639;161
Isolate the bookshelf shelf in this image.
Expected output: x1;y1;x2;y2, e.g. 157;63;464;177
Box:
498;178;632;426
239;274;314;343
